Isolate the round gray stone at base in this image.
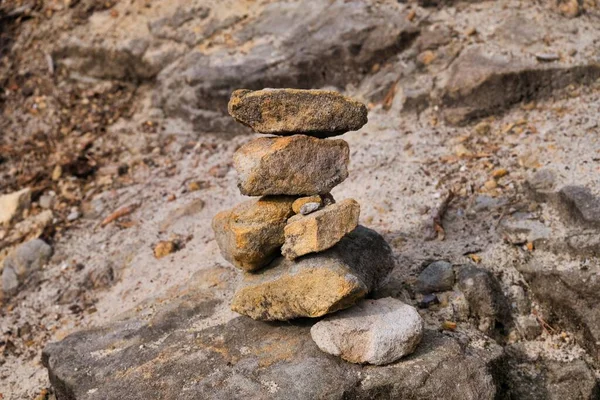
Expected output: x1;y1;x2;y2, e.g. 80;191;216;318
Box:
310;297;424;365
415;260;455;294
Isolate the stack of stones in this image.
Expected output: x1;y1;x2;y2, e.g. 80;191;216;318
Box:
212;88;395;322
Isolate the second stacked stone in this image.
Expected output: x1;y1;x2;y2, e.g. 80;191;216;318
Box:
213;88;394;321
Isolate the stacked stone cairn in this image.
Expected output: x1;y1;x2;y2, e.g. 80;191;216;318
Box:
213;88;398;329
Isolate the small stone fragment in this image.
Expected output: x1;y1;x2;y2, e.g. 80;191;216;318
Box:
418;293;440;309
415;260;455;294
310;297;424;365
282;199;360;260
2;239;52;296
492;168;508;179
292;195;322;214
228;89;368;137
154;240;177;259
535;53;560;62
234;135;349;196
212;196;296;271
0;188;31;225
299;202;320;215
231;226;394;321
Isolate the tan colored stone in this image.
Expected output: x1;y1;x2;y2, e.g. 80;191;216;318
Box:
0;188;31;225
231;226;395;321
234;135;349;196
282;199;360;260
212;196;296;271
228;89;368;137
292;195;322;214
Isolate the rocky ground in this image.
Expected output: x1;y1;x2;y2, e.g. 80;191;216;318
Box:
1;0;600;398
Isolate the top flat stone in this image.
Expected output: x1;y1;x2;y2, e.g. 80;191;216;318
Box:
228;88;368;136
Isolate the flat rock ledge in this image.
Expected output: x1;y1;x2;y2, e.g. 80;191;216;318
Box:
42;268;502;400
231;226;394;321
228;88;368;136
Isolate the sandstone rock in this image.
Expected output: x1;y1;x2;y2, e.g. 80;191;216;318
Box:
311;297;424;365
231;226;394;321
0;188;31;225
292;195;322;214
457;265;511;335
43;266;502;400
282;199;360;260
415;260;455;294
212;196;296;271
2;239;52;296
228;89;368;136
234;135;349;196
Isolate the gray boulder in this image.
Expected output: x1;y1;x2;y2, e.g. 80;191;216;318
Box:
415;260;455;294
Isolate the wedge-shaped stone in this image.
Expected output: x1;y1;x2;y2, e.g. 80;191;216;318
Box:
212;196;295;272
231;226;394;321
234;135;349;196
282;199;360;260
228;89;368;136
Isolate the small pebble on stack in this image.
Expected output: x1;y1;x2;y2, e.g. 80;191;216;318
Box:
213;88;421;364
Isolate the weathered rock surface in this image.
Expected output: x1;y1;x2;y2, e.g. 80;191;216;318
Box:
234;135;349;196
457;265;512;335
311;297;424;365
516;259;600;361
42;266;503;400
437;45;600;123
212;196;296;271
231;226;394;321
415;260;454;294
502;344;599;400
0;188;31;225
557;185;600;229
282;199;360;260
2;239;52;296
228;89;367;136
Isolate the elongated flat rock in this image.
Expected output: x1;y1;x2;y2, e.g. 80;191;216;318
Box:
212;196;296;271
282;199;360;260
228;89;368;136
234;135;349;196
231;226;394;321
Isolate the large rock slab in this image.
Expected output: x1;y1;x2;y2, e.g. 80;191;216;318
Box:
234;135;349;196
231;226;394;321
311;297;424;365
42;266;503;400
282;199;360;260
212;196;296;271
228;89;368;136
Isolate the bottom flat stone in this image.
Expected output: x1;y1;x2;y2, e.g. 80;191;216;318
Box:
231;225;394;321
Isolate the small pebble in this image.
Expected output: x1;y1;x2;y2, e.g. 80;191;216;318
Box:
299;202;320;215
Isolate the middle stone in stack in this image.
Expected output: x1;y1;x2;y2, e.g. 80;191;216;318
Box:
213;88;395;321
